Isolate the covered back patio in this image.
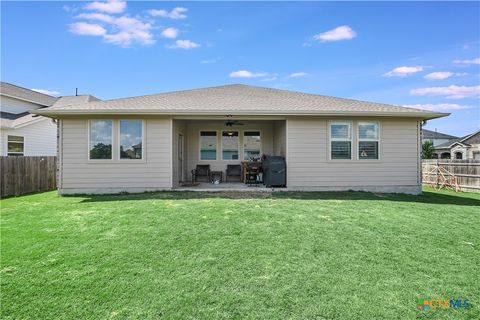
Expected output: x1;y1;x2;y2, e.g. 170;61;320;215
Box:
172;118;287;189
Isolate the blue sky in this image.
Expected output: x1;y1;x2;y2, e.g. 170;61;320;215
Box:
1;1;479;136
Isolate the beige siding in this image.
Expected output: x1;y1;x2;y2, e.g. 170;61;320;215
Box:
273;121;286;157
286;117;421;192
186;121;274;179
60;117;172;194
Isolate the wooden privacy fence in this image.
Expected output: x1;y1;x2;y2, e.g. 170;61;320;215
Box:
422;159;480;192
0;156;57;198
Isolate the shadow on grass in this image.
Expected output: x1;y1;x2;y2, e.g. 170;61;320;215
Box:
70;190;480;206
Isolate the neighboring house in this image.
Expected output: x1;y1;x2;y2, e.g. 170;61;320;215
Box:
0;82;99;157
433;130;480;160
0;82;58;156
32;84;448;195
421;128;459;147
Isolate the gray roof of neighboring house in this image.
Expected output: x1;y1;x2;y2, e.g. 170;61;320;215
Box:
422;129;459;140
434;130;480;149
32;84;448;119
435;139;465;149
0;112;46;129
0;81;58;106
0;111;29;120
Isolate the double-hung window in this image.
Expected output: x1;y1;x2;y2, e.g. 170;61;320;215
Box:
7;135;24;156
330;122;352;160
200;131;217;160
119;120;143;160
243;131;261;160
222;131;239;160
89;120;112;159
358;122;379;160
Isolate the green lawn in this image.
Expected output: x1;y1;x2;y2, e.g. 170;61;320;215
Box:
1;188;479;319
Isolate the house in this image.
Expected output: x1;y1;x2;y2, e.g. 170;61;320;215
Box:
421;128;459;147
0;82;58;156
0;82;100;157
432;130;480;160
31;84;448;195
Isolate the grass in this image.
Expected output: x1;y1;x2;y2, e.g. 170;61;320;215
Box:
1;188;479;319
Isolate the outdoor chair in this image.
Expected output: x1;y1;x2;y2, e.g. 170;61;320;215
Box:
192;165;211;183
226;165;241;182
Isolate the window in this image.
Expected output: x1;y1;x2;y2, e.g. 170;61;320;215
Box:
120;120;143;159
244;131;261;161
222;131;239;160
358;122;379;160
7;135;24;156
200;131;217;160
330;122;351;159
89;120;112;159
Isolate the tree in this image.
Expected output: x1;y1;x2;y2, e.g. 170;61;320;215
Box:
422;140;435;159
90;143;112;159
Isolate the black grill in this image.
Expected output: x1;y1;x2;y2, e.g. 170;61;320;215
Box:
262;156;286;187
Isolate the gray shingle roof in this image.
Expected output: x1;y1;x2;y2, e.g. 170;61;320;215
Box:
33;84;448;119
422;129;459;140
434;139;465;149
434;130;480;149
0;112;45;129
1;82;58;106
53;95;100;107
0;111;29;120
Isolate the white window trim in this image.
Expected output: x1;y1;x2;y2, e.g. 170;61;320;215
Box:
7;135;25;156
242;130;262;161
118;119;145;161
357;121;380;161
221;130;240;161
199;130;218;161
329;121;352;160
88;119;114;161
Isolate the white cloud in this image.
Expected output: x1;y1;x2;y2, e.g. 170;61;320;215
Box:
410;85;480;99
289;72;308;78
76;13;115;23
166;39;200;49
453;57;480;65
69;22;107;36
105;16;155;46
161;27;179;39
85;0;126;14
314;25;357;42
229;70;269;78
31;89;61;96
70;3;197;48
423;72;454;80
383;66;425;77
148;7;188;19
403;103;475;111
423;72;467;80
72;13;154;46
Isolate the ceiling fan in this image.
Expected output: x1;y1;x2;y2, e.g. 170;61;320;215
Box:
225;120;244;127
